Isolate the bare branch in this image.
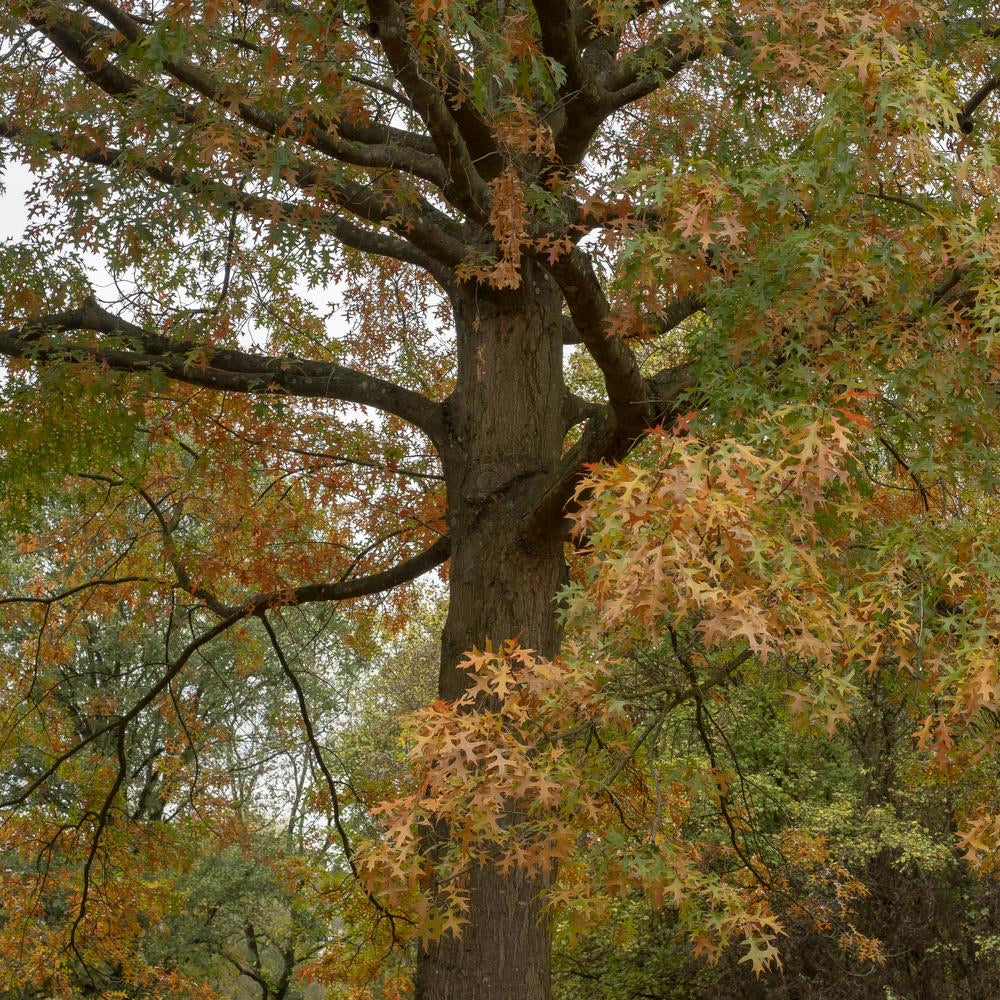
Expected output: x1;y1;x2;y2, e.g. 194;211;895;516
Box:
258;612;411;933
0;577;156;607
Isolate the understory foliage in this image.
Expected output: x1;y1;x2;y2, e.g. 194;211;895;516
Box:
0;0;999;997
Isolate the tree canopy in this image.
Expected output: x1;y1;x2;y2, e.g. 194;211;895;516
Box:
0;1;999;998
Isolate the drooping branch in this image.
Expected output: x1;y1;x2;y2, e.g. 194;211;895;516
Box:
0;531;449;816
0;299;448;447
34;0;447;189
0;609;246;811
69;718;128;963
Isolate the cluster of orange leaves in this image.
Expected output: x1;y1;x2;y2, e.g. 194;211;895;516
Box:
570;402;1000;885
356;639;790;972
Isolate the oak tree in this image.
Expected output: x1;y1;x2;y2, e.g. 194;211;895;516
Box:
0;1;998;998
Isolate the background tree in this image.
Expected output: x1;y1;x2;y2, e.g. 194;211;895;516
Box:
0;2;998;999
549;647;1000;1000
0;522;379;998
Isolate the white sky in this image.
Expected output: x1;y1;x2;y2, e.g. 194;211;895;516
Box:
0;159;31;240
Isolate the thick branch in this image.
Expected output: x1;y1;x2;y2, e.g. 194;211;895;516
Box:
26;2;198;123
522;362;693;538
0;300;447;447
368;0;499;211
535;13;705;165
532;0;586;89
365;0;493;219
166;535;450;619
544;248;650;434
81;0;451;185
327;174;470;267
531;0;629;167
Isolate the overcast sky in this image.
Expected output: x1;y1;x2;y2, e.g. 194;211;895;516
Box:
0;159;31;241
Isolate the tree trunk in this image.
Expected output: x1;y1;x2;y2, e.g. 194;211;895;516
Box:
414;266;567;1000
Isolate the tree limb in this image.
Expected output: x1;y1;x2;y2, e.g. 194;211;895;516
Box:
561;294;703;345
241;535;450;613
957;59;1000;133
522;361;693;538
530;0;609;166
0;610;246;810
0;299;448;448
365;0;493;220
543;248;651;435
599;31;705;111
0;118;455;281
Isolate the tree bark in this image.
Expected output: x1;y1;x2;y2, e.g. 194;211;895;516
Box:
415;265;567;1000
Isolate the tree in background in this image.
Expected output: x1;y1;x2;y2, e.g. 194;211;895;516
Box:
0;2;998;999
549;640;1000;1000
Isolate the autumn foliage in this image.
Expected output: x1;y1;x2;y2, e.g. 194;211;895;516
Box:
0;0;998;997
